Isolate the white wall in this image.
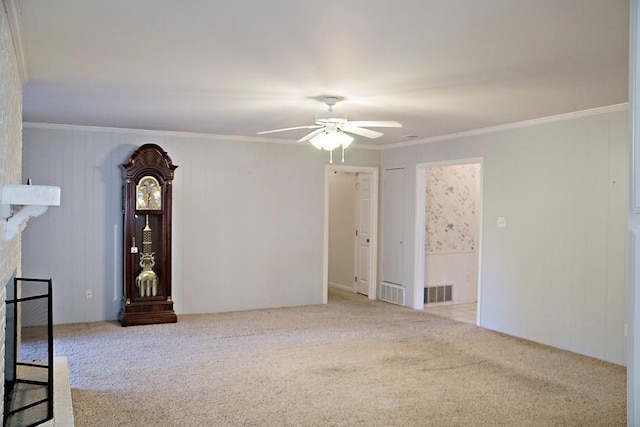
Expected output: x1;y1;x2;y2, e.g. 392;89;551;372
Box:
21;125;380;324
328;172;356;290
0;0;24;420
382;108;628;365
425;253;477;303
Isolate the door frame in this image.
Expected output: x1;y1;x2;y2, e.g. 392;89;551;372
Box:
414;158;484;323
324;165;379;303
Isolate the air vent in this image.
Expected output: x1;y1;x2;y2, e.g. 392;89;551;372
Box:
424;285;453;304
379;282;405;306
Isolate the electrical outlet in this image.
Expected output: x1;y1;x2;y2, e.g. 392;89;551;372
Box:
86;289;93;299
497;217;506;228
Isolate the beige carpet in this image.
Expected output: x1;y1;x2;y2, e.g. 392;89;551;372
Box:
53;288;625;426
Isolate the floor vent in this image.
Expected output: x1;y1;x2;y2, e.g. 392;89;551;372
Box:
379;282;405;306
424;285;453;304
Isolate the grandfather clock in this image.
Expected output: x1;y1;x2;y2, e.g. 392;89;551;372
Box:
120;144;177;326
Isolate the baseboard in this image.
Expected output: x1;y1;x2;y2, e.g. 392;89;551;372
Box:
328;282;355;292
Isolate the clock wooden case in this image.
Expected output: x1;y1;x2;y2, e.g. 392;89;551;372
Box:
120;144;177;326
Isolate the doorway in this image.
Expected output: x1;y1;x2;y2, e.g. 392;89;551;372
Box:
414;159;483;324
323;165;379;303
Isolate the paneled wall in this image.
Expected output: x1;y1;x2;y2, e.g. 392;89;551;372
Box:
21;125;380;324
382;108;628;365
0;1;24;420
627;1;639;421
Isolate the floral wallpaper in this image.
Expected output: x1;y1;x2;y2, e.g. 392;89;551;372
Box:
426;164;480;254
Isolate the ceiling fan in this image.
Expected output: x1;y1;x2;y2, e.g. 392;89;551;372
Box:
257;97;402;162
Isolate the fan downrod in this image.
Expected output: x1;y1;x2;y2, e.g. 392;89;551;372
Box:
323;96;340;111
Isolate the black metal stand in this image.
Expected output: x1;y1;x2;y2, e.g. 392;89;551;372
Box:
4;278;53;427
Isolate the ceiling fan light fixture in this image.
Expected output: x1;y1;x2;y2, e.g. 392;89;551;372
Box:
309;129;354;151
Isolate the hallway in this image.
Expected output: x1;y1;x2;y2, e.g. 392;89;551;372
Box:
423;302;477;325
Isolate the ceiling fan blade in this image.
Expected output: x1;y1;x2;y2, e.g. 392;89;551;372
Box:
341;124;383;139
257;125;320;135
297;128;325;142
348;121;402;128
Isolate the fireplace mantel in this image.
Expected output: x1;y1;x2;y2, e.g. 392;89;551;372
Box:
0;185;61;241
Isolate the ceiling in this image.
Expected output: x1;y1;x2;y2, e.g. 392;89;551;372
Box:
16;0;630;147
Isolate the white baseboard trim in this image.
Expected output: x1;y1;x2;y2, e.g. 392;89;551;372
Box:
328;282;355;292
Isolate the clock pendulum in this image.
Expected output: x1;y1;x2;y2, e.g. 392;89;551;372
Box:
136;215;158;297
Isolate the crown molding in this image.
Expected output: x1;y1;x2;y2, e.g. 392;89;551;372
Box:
3;0;29;83
22;122;299;144
24;103;627;151
384;103;629;150
21;122;381;150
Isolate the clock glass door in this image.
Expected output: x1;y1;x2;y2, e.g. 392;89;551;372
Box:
133;213;164;299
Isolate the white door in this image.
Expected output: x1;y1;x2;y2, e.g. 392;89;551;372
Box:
355;173;371;295
383;168;404;285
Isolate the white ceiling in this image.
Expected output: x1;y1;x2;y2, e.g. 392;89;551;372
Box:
16;0;630;146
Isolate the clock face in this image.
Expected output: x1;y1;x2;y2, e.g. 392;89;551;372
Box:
136;176;162;210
